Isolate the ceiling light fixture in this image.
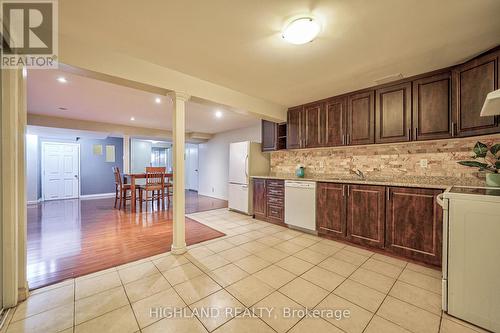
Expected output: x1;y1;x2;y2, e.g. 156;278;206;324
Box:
58;107;67;111
155;97;161;104
57;76;67;83
130;117;135;121
282;16;321;45
215;111;223;118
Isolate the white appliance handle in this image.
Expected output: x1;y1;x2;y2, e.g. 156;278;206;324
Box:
436;193;445;208
244;155;249;178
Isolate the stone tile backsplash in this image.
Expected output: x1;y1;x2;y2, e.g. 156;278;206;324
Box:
270;134;500;186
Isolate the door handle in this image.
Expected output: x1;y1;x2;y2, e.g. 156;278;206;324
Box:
74;175;79;179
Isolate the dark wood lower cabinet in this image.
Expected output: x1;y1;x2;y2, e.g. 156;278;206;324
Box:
253;179;284;225
252;179;267;217
316;183;346;239
346;184;386;248
386;187;443;266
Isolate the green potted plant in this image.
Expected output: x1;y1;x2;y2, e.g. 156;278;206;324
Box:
458;141;500;187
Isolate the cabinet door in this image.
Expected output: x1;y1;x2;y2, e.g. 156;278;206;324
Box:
375;82;412;143
304;102;324;148
413;72;453;140
386;187;442;266
454;51;500;136
346;184;385;248
316;183;346;239
287;106;303;149
324;97;347;146
252;179;266;217
347;91;375;145
261;120;277;151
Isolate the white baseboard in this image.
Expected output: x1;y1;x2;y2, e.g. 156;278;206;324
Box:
27;198;42;205
80;192;116;200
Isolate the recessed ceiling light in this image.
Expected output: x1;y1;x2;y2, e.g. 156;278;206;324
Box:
57;76;67;83
58;107;67;111
155;97;161;104
215;111;223;118
130;117;135;121
282;16;321;45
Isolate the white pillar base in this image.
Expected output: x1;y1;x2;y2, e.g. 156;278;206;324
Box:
171;243;187;255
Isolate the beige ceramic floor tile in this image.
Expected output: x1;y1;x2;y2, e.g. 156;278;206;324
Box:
288;236;319;247
225;275;275;307
238;241;269;253
254;247;289;263
75;270;122;300
406;262;442;279
205;239;235;253
233;255;271;274
398;268;441;294
75;305;138;333
307;242;342;256
29;279;73;296
12;284;74;322
349;268;395;294
371;253;407;268
6;304;73;333
279;277;329;308
275;256;314;276
364;315;412;333
377;296;440;333
293;248;328;265
361;258;404;279
318;257;358;277
441;313;490;333
389;281;441;314
191;254;230;272
333;279;385;312
118;261;160;284
253;291;304;333
75;286;129;325
213;315;274;333
343;245;374;257
190;290;244;331
209;263;249;287
332;249;370;266
253;265;296;289
142;314;208;333
162;262;204;286
272;241;304;255
132;288;186;328
316;294;373;333
255;235;284;247
272;231;299;241
173;274;221;305
226;234;253;246
123;272;171;302
153;254;190;272
218;247;251;262
301;266;345;291
288;316;344;333
440;317;488;333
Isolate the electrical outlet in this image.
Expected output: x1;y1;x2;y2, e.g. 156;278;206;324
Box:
420;159;428;168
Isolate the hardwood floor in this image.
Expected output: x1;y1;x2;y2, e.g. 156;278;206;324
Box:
27;191;227;290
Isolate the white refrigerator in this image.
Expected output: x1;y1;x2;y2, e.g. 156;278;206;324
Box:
228;141;270;214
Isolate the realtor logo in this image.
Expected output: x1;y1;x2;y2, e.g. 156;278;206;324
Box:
1;0;58;68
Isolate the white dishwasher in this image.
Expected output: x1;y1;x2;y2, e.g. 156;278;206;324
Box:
284;180;316;233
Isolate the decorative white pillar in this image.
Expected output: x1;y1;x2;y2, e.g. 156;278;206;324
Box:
169;91;190;255
123;135;130;174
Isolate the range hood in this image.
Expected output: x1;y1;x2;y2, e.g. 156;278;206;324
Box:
480;89;500;116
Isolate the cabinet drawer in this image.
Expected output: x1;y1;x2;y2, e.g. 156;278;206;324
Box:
267;188;284;197
268;196;283;205
267;204;283;220
267;180;284;188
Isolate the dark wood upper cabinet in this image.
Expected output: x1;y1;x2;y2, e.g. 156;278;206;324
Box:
386;187;443;266
261;120;277;152
347;91;375;145
375;82;412;143
304;102;325;148
346;184;385;248
287;106;303;149
316;183;346;239
252;179;267;217
413;72;453;140
324;97;347;146
453;51;500;136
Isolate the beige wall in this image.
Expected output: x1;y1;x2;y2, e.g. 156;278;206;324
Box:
270;134;500;187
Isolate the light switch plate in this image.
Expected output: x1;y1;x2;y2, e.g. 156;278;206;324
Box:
420;159;428;168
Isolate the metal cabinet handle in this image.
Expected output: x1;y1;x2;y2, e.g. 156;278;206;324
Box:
346;185;350;197
408;128;411;140
386;187;390;201
451;122;455;137
414;127;418;140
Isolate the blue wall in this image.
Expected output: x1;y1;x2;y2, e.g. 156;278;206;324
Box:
80;137;123;195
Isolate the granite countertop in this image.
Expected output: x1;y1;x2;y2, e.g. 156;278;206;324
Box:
251;174;485;189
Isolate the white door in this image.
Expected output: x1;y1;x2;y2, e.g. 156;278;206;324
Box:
229;141;249;185
188;145;198;191
42;142;80;201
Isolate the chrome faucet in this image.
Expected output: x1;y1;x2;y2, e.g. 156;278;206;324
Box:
352;169;365;180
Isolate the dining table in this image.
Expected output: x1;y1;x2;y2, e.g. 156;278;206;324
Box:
124;172;173;212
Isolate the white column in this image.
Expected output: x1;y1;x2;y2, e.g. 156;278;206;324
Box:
123;135;130;174
169;91;190;255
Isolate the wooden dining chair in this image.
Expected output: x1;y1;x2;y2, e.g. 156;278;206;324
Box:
113;166;138;210
164;173;173;208
138;167;166;212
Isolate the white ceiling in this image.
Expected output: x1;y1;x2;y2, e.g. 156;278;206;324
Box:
59;0;500;107
27;69;260;134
